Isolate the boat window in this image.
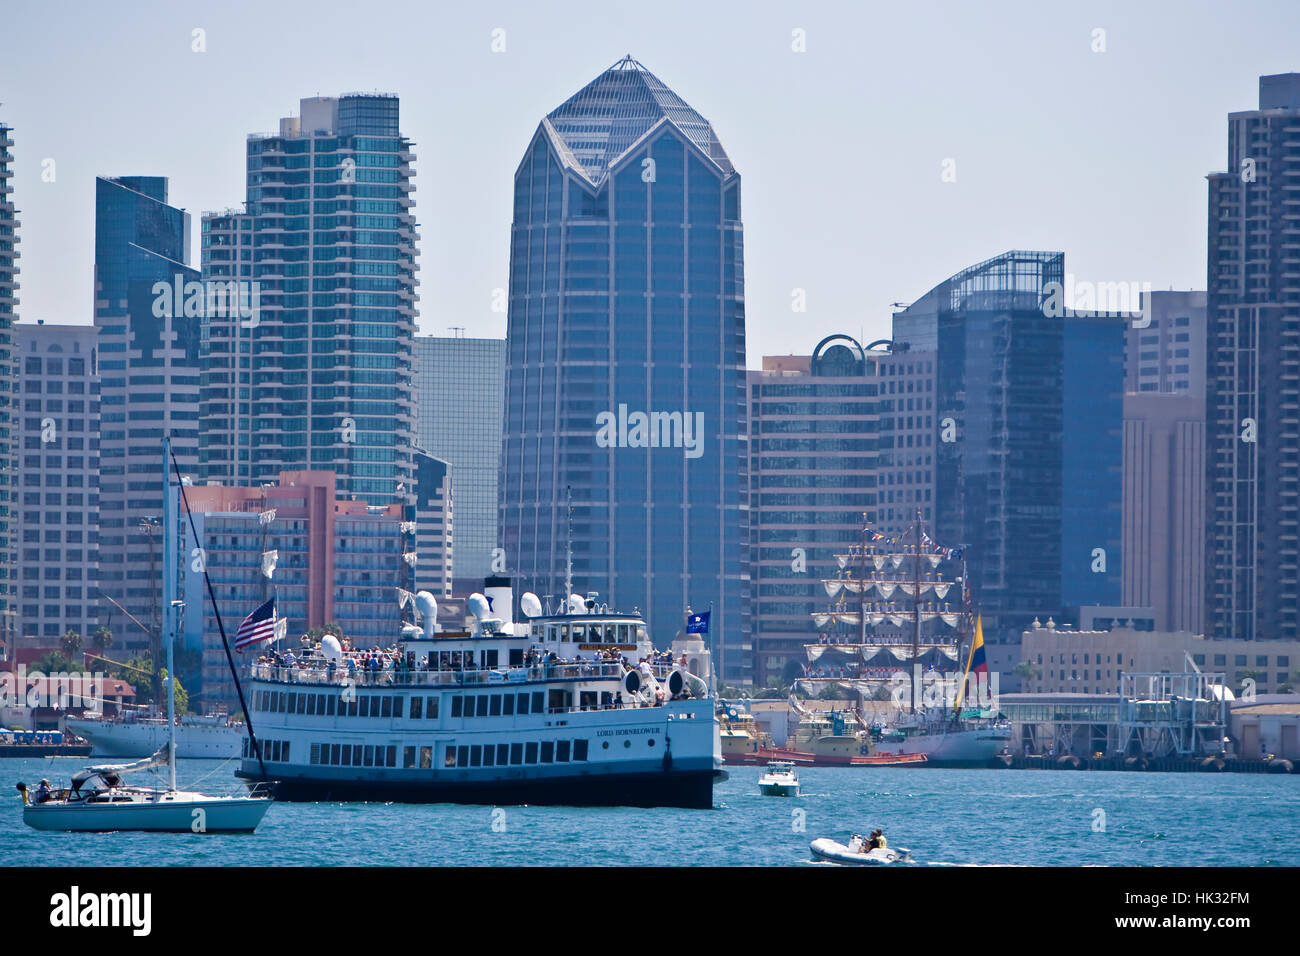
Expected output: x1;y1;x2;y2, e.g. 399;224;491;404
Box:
420;746;432;769
426;697;439;718
616;624;629;644
362;746;374;767
410;696;423;719
490;695;502;717
310;743;322;764
483;649;499;668
330;743;340;765
381;696;393;718
637;626;647;642
443;747;455;768
572;624;586;643
540;741;554;763
476;696;489;718
556;740;570;762
287;695;297;715
482;744;494;767
510;742;523;765
451;696;462;718
457;745;469;767
326;695;336;716
517;693;530;715
277;692;286;712
404;746;416;768
525;742;538;764
469;745;482;767
509;648;524;667
497;743;509;766
574;739;589;761
297;693;307;713
561;624;570;641
532;691;544;714
385;746;397;767
341;744;352;765
359;697;369;718
502;694;514;716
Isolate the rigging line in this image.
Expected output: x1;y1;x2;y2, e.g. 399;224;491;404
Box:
167;448;269;783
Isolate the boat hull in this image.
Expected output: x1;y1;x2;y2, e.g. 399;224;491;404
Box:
810;838;911;865
758;782;800;796
871;725;1011;765
239;766;726;809
22;796;271;833
65;718;244;759
732;747;927;768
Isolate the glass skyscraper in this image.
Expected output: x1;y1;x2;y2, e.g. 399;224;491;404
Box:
892;250;1122;641
499;57;749;681
199;94;417;505
94;175;199;653
414;334;504;583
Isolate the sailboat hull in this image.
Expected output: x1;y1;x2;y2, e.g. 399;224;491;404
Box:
22;794;271;833
871;725;1012;765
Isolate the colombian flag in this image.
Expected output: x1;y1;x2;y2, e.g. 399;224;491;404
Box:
955;615;988;709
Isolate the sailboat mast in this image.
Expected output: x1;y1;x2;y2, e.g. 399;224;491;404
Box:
912;509;921;715
162;438;178;792
858;513;866;644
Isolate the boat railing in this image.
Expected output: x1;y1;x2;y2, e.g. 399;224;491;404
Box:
247;660;679;689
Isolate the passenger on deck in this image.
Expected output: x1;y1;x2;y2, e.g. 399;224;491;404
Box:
34;779;52;804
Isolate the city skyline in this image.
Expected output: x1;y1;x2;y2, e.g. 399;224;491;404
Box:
1;2;1292;363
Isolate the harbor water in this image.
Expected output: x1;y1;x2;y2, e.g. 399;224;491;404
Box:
4;757;1298;866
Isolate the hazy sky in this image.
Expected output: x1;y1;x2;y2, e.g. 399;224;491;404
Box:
1;0;1296;363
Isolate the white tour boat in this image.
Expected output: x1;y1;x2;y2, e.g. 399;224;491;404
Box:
757;760;800;796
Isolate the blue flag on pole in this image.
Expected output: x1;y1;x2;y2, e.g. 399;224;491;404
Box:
687;611;710;634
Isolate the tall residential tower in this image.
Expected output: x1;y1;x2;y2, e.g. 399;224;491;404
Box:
1205;74;1300;640
200;94;418;505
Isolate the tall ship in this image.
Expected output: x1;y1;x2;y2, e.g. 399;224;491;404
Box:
64;711;245;760
803;511;1010;765
234;579;726;808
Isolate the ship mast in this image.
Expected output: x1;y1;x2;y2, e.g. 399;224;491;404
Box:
911;509;921;715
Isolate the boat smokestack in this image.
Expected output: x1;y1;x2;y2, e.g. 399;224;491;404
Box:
484;576;514;630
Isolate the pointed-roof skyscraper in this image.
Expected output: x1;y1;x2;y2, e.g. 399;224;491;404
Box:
500;57;750;682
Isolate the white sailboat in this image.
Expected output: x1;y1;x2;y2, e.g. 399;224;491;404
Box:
16;438;273;833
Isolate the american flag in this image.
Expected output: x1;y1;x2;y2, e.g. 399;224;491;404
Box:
234;597;277;651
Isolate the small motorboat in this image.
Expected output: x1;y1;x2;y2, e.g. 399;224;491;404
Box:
810;836;912;865
758;760;800;796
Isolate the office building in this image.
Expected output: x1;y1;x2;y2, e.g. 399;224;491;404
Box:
199;94;418;505
1125;290;1207;396
413;334;502;583
499;57;749;680
892;251;1124;641
412;449;453;598
747;336;880;685
15;322;100;649
180;470;404;707
1205;74;1300;640
94;175;200;654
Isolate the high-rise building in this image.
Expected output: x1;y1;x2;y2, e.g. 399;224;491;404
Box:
892;251;1124;641
15;322;101;650
499;57;749;681
0;123;19;658
94;175;200;654
179;471;404;708
1205;74;1300;640
1122;392;1204;633
874;345;938;534
748;336;880;685
1125;291;1207;396
413;334;502;584
412;449;453;598
199;94;418;505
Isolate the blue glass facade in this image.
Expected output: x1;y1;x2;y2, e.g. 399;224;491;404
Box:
1062;312;1124;610
893;251;1123;641
94;175;200;647
500;58;749;681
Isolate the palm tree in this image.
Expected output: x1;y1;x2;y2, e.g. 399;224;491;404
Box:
91;624;114;653
61;629;83;664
